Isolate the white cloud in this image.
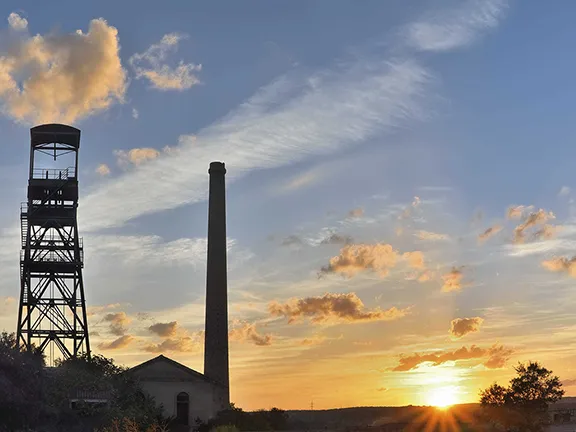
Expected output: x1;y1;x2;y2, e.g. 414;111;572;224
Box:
0;18;126;124
132;108;139;119
129;33;201;91
406;0;508;52
7;12;27;30
96;164;111;176
80;58;430;232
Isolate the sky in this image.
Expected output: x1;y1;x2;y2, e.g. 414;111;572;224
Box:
2;0;576;411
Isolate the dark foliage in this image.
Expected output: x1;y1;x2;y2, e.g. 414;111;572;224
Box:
194;404;289;432
479;361;564;431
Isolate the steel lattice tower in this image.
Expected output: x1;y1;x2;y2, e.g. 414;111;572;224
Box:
16;124;90;363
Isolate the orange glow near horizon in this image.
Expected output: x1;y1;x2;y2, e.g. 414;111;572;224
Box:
426;386;459;409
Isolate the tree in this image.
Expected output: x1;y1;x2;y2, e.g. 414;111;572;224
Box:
479;361;564;431
0;331;45;431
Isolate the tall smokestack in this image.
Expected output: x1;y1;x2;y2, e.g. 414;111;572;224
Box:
204;161;230;406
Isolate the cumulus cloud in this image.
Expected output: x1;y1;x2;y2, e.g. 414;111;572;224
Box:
0;18;126;124
143;335;201;353
449;317;484;338
114;148;161;167
98;335;135;350
348;208;364;218
402;251;425;269
406;0;508;52
96;164;111;176
441;267;465;292
478;225;502;243
269;292;410;324
148;321;178;337
507;205;531;220
129;33;201;91
132;108;139;119
542;256;576;277
7;12;27;30
103;312;131;336
415;230;448;241
229;322;272;346
392;344;513;371
321;243;400;277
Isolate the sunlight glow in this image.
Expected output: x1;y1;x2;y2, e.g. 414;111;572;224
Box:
427;386;459;409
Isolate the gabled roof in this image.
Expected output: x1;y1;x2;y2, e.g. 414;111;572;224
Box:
127;355;227;389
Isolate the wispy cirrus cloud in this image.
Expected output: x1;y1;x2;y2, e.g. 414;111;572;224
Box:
405;0;508;52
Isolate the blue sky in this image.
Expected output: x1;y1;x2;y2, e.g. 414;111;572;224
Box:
2;0;576;410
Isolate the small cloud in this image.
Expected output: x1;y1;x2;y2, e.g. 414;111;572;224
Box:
542;256;576;277
320;243;400;278
478;225;502;243
229;322;272;346
87;303;121;317
132;108;139;119
98;335;134;350
129;33;201;91
114;148;161;166
392;344;513;372
103;312;131;336
300;335;326;346
96;164;111;176
441;267;465;292
562;379;576;386
513;208;555;243
348;208;364;218
320;233;353;245
143;334;201;353
559;186;571;197
415;230;448;241
269;292;410;325
449;317;484;339
377;387;388;392
399;197;421;219
148;321;178;337
8;12;27;30
506;205;532;220
402;251;425;269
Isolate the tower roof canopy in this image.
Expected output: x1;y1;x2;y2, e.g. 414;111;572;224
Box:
31;124;81;149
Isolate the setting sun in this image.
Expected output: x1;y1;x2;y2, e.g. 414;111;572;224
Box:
427;387;459;409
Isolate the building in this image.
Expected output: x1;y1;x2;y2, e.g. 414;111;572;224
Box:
127;162;231;428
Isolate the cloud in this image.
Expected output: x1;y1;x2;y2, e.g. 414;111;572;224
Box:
148;321;178;337
78;57;430;232
506;205;531;220
405;0;508;52
513;208;555;244
96;164;111;176
441;267;465;292
143;335;201;353
319;233;353;245
399;197;421;220
348;208;364;218
280;168;322;192
562;379;576;387
129;33;201;91
542;256;576;278
269;292;410;325
449;317;484;338
132;108;139;119
0;18;126;124
321;243;400;277
114;148;161;167
7;12;27;30
415;230;448;241
229;322;272;346
402;251;425;269
98;335;135;350
299;335;327;346
559;186;571;197
103;312;131;336
392;344;513;371
87;303;122;317
478;225;502;243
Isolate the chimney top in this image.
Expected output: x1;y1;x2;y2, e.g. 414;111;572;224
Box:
209;161;226;174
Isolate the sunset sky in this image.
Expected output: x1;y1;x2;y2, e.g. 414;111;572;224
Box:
2;0;576;411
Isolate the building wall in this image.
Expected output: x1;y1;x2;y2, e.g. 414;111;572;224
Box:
139;380;217;425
